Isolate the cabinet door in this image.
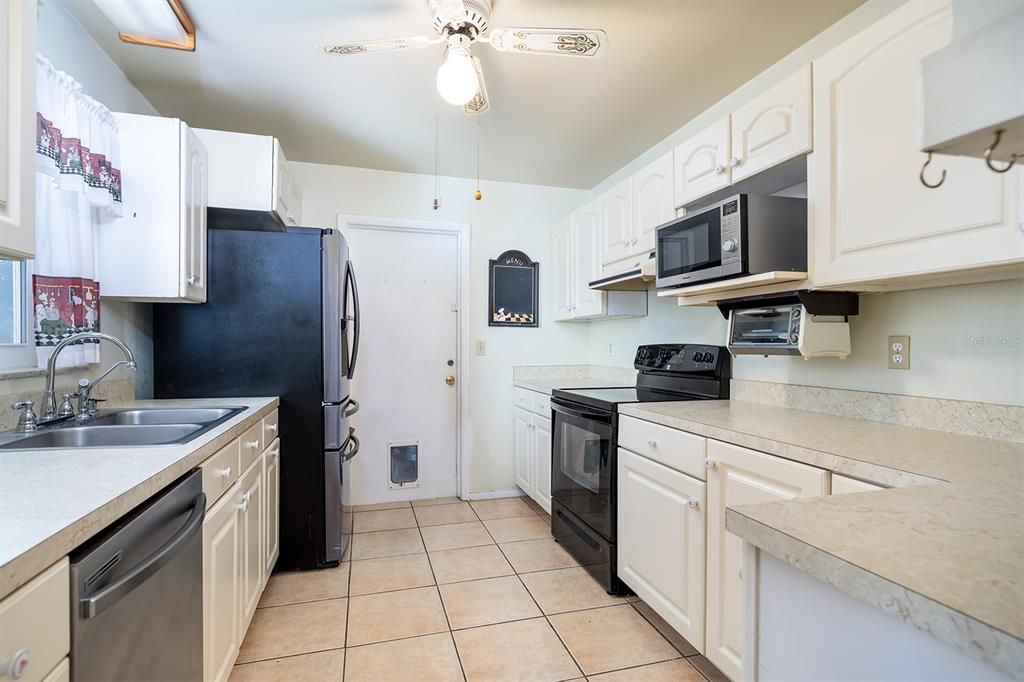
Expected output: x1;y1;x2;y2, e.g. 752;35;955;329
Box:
264;439;281;575
514;407;534;496
617;449;706;651
0;0;35;259
571;199;605;318
811;0;1023;288
673;117;731;208
181;124;208;302
705;440;828;682
600;177;634;265
730;65;812;183
551;217;574;321
532;415;552;514
238;456;264;629
273;140;300;227
203;483;241;682
632;152;674;255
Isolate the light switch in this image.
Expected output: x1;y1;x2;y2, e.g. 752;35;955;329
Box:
475;340;486;356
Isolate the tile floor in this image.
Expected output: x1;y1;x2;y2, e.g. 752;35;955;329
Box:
230;495;721;682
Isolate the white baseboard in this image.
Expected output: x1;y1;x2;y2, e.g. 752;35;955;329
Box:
464;489;525;501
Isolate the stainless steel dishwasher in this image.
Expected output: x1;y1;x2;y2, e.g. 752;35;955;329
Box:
70;470;205;681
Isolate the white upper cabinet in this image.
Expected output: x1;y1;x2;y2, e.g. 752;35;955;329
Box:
632;151;675;255
674;117;732;207
810;0;1023;289
99;114;208;303
600;176;633;265
0;0;36;259
551;217;574;322
730;65;812;184
194;129;302;228
571;199;605;318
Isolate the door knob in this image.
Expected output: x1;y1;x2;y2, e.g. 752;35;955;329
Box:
445;375;456;386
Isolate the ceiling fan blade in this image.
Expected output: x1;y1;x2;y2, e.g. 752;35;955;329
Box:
323;36;441;56
486;28;607;58
464;57;490;115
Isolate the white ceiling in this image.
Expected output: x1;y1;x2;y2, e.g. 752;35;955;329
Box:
65;0;862;189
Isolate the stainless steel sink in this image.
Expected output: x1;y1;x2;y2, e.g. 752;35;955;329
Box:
90;408;240;426
0;406;247;450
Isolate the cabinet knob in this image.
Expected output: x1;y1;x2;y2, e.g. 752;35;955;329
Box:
687;497;699;510
647;439;657;448
729;156;742;167
267;423;278;433
1;649;30;679
269;445;280;459
713;164;726;176
247;439;260;449
238;491;252;512
704;457;715;469
219;466;232;478
187;276;198;285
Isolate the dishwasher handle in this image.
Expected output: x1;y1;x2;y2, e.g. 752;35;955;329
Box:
80;492;206;619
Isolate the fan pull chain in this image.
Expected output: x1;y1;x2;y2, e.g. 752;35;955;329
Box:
474;112;482;201
433;106;442;210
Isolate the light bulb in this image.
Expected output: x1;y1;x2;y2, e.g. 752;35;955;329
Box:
436;47;479;106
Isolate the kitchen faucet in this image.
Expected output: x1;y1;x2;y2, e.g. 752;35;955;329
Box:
40;332;137;421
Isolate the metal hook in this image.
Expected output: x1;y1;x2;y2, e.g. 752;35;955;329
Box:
919;152;946;189
984;130;1018;174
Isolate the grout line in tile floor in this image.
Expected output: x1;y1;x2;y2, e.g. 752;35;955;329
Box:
237;496;719;681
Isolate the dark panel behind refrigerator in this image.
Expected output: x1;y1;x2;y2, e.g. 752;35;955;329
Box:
153;227;327;571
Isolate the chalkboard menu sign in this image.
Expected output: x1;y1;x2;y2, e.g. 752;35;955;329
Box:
488;250;539;328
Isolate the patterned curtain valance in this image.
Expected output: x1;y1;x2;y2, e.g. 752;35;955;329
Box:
35;55;123;215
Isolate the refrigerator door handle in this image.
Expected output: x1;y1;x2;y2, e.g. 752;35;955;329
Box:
342;432;360;462
345;261;361;380
343;399;360;418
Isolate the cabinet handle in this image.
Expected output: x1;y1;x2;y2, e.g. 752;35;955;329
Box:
687;497;699;510
219;466;232;479
729;156;742;167
704;457;715;469
247;439;260;449
647;439;657;448
0;649;30;679
713;164;726;176
267;422;278;433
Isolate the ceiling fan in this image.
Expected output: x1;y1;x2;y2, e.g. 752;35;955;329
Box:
323;0;607;115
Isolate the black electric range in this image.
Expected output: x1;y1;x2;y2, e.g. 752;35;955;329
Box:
549;344;730;593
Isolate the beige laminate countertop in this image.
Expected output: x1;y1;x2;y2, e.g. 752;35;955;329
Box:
0;397;279;600
619;399;1024;679
512;364;638;395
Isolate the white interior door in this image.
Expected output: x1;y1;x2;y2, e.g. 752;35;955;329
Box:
346;224;460;504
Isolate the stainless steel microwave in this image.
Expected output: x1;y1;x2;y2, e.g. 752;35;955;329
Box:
655;194;807;289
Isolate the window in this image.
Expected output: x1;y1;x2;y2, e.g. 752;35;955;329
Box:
0;258;37;370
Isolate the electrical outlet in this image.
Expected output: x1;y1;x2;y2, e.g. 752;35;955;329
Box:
475;340;486;356
888;335;910;369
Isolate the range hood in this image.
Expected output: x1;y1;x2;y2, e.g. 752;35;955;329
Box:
921;0;1023;164
589;252;656;291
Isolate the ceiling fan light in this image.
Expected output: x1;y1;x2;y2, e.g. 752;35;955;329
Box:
436;47;479;106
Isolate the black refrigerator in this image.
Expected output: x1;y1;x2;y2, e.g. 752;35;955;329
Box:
153;226;361;570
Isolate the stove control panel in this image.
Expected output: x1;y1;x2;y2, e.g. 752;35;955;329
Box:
634;344;726;373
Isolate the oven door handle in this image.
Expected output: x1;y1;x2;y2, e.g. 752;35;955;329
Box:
551;400;613;424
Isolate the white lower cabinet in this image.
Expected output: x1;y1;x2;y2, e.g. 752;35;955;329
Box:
202;429;281;682
513;388;553;513
0;558;69;682
705;439;829;681
203;480;242;682
617;447;706;650
238;455;265;630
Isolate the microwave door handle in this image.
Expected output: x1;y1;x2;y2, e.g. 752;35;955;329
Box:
80;492;206;619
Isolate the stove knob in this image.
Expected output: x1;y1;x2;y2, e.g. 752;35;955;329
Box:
790;333;800;343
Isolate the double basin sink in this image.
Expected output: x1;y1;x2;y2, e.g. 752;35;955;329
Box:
0;407;246;450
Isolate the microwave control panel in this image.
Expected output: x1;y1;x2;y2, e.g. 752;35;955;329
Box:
720;198;743;266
